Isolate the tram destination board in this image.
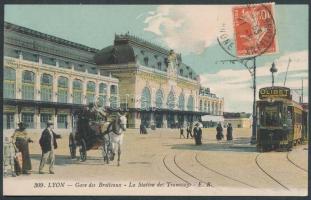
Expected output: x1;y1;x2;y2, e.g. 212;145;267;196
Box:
259;86;291;99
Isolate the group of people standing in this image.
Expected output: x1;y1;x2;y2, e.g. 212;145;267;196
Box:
216;123;233;141
5;120;61;176
180;122;203;145
180;122;234;146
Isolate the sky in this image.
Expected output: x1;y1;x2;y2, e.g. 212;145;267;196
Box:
4;4;309;112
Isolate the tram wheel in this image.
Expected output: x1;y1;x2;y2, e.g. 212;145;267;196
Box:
79;139;87;162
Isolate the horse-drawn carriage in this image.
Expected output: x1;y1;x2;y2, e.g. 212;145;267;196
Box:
69;107;127;165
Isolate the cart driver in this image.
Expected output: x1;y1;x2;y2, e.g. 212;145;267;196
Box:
87;103;107;122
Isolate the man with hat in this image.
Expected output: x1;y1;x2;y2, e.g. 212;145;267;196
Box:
39;120;61;174
12;122;33;175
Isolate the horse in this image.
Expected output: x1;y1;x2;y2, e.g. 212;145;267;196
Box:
102;113;127;166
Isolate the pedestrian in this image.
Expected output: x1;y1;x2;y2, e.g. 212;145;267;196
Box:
180;124;185;139
11;122;33;175
3;136;17;177
39;121;61;174
140;123;144;134
193;122;202;145
227;123;233;141
216;123;223;141
186;123;193;138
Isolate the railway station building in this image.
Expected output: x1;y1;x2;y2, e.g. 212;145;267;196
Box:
3;22;224;133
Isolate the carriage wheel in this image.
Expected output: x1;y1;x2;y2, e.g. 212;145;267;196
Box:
69;136;76;159
79;139;87;162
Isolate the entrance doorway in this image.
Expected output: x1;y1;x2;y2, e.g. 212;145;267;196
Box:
155;113;163;128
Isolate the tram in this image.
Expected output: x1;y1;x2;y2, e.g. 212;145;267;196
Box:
256;86;308;152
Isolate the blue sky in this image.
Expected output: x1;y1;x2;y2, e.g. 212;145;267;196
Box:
4;5;308;112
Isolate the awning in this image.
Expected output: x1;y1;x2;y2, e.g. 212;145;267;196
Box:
201;115;224;122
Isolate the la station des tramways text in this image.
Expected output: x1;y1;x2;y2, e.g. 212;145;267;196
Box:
3;22;224;134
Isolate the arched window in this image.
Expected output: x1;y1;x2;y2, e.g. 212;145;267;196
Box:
178;93;185;110
155;89;163;109
86;81;96;104
110;85;118;108
199;100;203;111
98;83;107;107
208;101;211;113
4;67;16;98
141;87;151;110
40;73;53;101
57;76;68;103
212;102;215;115
22;70;35;100
204;101;207;112
73;79;83;104
167;91;175;110
215;103;218;115
187;95;194;111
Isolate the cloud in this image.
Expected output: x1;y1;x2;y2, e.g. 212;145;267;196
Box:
199;50;308;112
144;5;233;54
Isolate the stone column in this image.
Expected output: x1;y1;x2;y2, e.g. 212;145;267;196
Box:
106;83;111;107
68;77;73;103
35;70;41;101
95;80;99;105
53;73;58;102
36;109;40;130
54;110;58;129
162;114;167;128
16;68;22;99
82;78;87;105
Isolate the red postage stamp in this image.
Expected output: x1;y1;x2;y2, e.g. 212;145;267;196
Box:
233;3;277;57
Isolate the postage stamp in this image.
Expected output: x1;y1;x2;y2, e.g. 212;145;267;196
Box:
2;3;309;198
232;3;277;57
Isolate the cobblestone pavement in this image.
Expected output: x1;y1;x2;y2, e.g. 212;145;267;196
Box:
4;128;308;196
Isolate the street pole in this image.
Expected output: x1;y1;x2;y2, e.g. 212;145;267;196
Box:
251;57;257;144
301;79;304;103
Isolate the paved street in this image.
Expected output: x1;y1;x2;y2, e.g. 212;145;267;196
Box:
4;128;308;196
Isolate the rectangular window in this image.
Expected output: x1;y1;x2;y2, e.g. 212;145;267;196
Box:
22;84;34;100
40;113;52;129
57;114;68;129
86;94;95;104
21;113;35;129
73;91;82;104
4;81;16;98
58;89;68;103
41;87;52;101
3;113;15;129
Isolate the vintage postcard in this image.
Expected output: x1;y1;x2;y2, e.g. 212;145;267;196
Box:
2;2;309;196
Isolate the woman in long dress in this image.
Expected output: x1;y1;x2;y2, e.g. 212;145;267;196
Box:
12;122;33;174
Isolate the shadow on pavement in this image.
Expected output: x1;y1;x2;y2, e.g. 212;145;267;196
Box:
30;154;109;166
168;137;257;153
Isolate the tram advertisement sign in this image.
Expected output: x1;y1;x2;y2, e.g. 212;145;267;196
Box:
232;3;277;57
259;87;291;99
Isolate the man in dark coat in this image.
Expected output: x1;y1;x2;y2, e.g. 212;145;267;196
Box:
226;123;233;141
39;121;61;174
193;123;202;145
216;123;223;141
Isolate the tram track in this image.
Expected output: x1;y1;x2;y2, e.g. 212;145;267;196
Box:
255;153;290;191
162;154;191;185
286;151;308;173
173;154;211;186
194;153;256;189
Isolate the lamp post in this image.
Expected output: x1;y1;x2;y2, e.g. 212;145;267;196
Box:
270;62;278;87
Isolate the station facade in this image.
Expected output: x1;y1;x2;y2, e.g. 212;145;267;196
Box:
3;22;224;133
94;34;224;128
